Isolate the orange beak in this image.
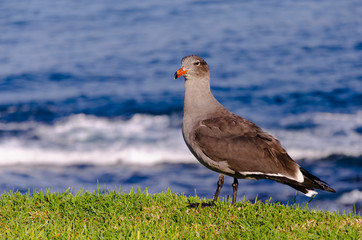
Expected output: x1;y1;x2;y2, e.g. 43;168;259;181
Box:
174;67;189;79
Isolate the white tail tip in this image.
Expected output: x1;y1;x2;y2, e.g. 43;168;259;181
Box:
305;190;318;197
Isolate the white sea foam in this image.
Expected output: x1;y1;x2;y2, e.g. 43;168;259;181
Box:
337;189;362;205
274;111;362;160
0;111;360;166
0;114;194;166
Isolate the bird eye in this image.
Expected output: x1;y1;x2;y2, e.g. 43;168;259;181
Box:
194;61;200;66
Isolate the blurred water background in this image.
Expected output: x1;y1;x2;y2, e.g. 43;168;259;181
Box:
0;0;361;213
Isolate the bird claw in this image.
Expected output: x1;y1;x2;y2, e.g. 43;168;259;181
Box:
187;201;216;208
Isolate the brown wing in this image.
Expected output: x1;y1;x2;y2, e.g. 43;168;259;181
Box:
192;114;300;178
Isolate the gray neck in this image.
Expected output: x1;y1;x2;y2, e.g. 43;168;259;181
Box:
183;76;225;122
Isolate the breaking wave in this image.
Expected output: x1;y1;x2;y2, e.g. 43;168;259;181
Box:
0;111;361;166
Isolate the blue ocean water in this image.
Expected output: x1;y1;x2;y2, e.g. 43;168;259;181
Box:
0;0;361;213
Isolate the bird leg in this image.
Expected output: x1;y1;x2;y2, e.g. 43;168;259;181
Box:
188;174;224;208
232;178;238;205
212;174;224;203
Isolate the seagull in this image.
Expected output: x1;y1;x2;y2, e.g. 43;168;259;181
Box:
174;55;336;205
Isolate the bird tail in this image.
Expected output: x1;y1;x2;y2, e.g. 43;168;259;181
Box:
286;167;336;197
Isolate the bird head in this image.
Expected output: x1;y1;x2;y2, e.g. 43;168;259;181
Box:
174;55;209;80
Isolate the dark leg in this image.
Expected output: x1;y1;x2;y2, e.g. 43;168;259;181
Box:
232;178;238;205
188;174;224;208
212;174;224;203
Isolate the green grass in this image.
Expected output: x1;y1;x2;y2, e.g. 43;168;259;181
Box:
0;187;360;239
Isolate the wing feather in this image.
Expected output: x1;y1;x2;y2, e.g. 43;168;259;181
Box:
192;115;300;179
